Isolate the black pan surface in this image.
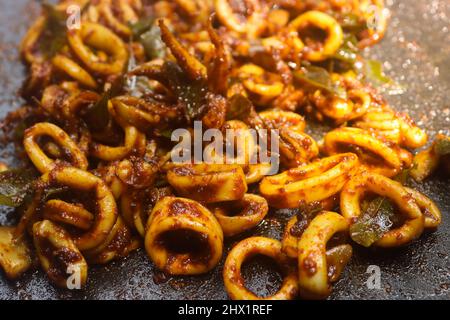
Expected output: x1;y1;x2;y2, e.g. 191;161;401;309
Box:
0;0;449;300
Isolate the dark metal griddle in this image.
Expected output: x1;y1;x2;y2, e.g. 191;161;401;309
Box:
0;0;449;300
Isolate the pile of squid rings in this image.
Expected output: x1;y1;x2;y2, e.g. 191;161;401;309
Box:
0;0;445;300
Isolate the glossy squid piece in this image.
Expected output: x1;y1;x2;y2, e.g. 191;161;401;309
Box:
297;212;352;299
145;197;223;275
223;237;298;300
0;227;32;280
167;163;248;203
260;153;359;208
210;194;268;237
33;220;88;288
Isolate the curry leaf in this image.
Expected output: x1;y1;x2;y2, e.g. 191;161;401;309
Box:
39;2;68;58
350;197;395;247
362;60;406;95
435;136;450;156
0;169;38;207
130;18;166;60
294;66;347;99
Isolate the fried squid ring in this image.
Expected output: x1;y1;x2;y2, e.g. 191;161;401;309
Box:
33;220;88;288
167;163;248;203
260;153;359;208
23;122;89;174
323;127;407;177
237;64;284;104
313;89;371;123
353;107;402;144
83;216;140;265
67;22;128;75
244;163;273;184
404;187;441;229
278;129;319;168
43;199;94;231
145;197;223;275
51;54;98;89
40;166;118;251
298;211;351;299
204;120;256;167
214;0;267;39
289;11;343;62
259;109;306;133
340;171;424;247
90;102;146;161
210;194;268;237
98;0;141;38
20;16;46;64
0;227;32;280
223;237;298;300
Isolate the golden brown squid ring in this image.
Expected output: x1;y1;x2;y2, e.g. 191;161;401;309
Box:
83;216;140;265
237;64;284;100
353;108;402;144
358;0;390;48
289;11;343;62
323;127;403;176
314;89;371;122
43;199;94;231
340;171;424;247
259;109;306;133
98;0;140;37
211;194;268;237
20;16;46;64
145;197;223;275
297;211;350;299
223;237;298;300
404;187;441;229
32;220;88;288
398;115;428;149
23;122;89;174
0;226;32;280
111;96;179;132
204;120;256;167
244;163;273;184
52;54;98;89
214;0;267;39
67;22;128;75
278;129;320;168
260;153;359;209
167;163;248;203
90;102;146;161
40;166;118;251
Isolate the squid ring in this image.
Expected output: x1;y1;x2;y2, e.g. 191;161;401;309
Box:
324;127;404;177
24;122;89;174
0;226;32;280
32;220;88;288
44;199;94;231
20;16;46;64
404;187;441;229
260;153;359;208
167;163;248;203
223;236;298;300
259;109;306;134
211;194;268;237
90;102;146;161
298;211;351;299
214;0;267;39
51;54;98;89
67;22;128;75
237;64;284;100
289;11;343;62
41;166;118;251
340;171;424;247
145;197;223;275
